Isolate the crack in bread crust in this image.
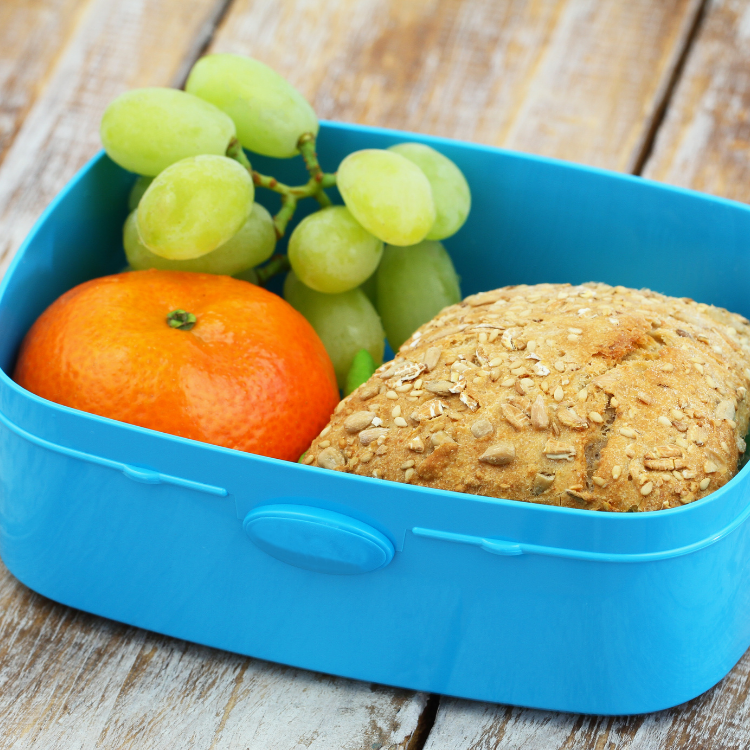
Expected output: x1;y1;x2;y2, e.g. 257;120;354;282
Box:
306;282;750;513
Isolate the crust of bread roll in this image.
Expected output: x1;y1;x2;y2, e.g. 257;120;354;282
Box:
305;283;750;512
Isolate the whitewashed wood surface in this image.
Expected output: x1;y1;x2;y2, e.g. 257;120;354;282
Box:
210;0;703;171
0;0;90;166
645;0;750;202
3;0;750;747
0;568;428;749
0;0;230;276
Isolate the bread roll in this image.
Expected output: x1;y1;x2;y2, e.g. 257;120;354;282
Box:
304;283;750;512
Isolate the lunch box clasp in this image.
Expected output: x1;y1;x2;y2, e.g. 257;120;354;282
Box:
243;504;395;575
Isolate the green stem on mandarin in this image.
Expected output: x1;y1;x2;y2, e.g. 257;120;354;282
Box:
167;309;197;331
256;254;291;285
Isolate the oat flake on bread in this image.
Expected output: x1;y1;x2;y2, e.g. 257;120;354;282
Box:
305;282;750;512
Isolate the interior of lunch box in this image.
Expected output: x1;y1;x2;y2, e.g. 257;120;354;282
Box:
2;120;750;378
1;120;750;536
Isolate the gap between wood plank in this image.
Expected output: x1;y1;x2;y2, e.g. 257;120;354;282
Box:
170;0;236;89
632;0;711;175
406;693;440;750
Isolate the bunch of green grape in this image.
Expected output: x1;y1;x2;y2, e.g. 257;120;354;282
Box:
100;54;470;392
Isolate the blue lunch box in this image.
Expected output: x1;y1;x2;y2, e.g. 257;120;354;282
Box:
1;121;750;716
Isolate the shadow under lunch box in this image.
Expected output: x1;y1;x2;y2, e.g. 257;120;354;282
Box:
2;121;750;716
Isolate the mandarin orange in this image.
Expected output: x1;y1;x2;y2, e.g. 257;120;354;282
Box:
13;270;339;460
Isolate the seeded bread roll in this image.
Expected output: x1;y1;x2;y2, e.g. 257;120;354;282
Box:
304;283;750;512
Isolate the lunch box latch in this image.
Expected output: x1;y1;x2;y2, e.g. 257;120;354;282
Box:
412;527;524;556
243;504;395;575
0;410;228;497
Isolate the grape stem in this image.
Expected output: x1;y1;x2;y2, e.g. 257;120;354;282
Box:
226;134;336;239
275;195;298;237
226;139;252;171
297;133;323;179
255;254;291;285
299;134;334;210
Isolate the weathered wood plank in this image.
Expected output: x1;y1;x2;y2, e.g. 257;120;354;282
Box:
208;0;703;172
423;646;750;749
0;0;91;167
0;0;231;275
0;561;427;749
643;0;750;203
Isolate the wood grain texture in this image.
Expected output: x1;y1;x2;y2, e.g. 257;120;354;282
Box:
0;0;231;276
643;0;750;203
208;0;703;172
0;561;427;750
423;647;750;750
0;0;91;167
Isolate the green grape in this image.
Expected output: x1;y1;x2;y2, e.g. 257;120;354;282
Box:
337;149;435;246
137;155;254;260
100;88;236;176
215;202;275;268
388;143;471;240
125;202;274;274
376;240;461;351
288;206;383;294
233;266;259;285
128;176;153;211
345;349;377;396
284;271;385;389
359;271;378;307
186;54;318;159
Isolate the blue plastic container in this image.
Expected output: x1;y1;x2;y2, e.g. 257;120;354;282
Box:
2;121;750;715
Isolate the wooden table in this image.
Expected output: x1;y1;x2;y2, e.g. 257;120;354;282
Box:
1;0;750;746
